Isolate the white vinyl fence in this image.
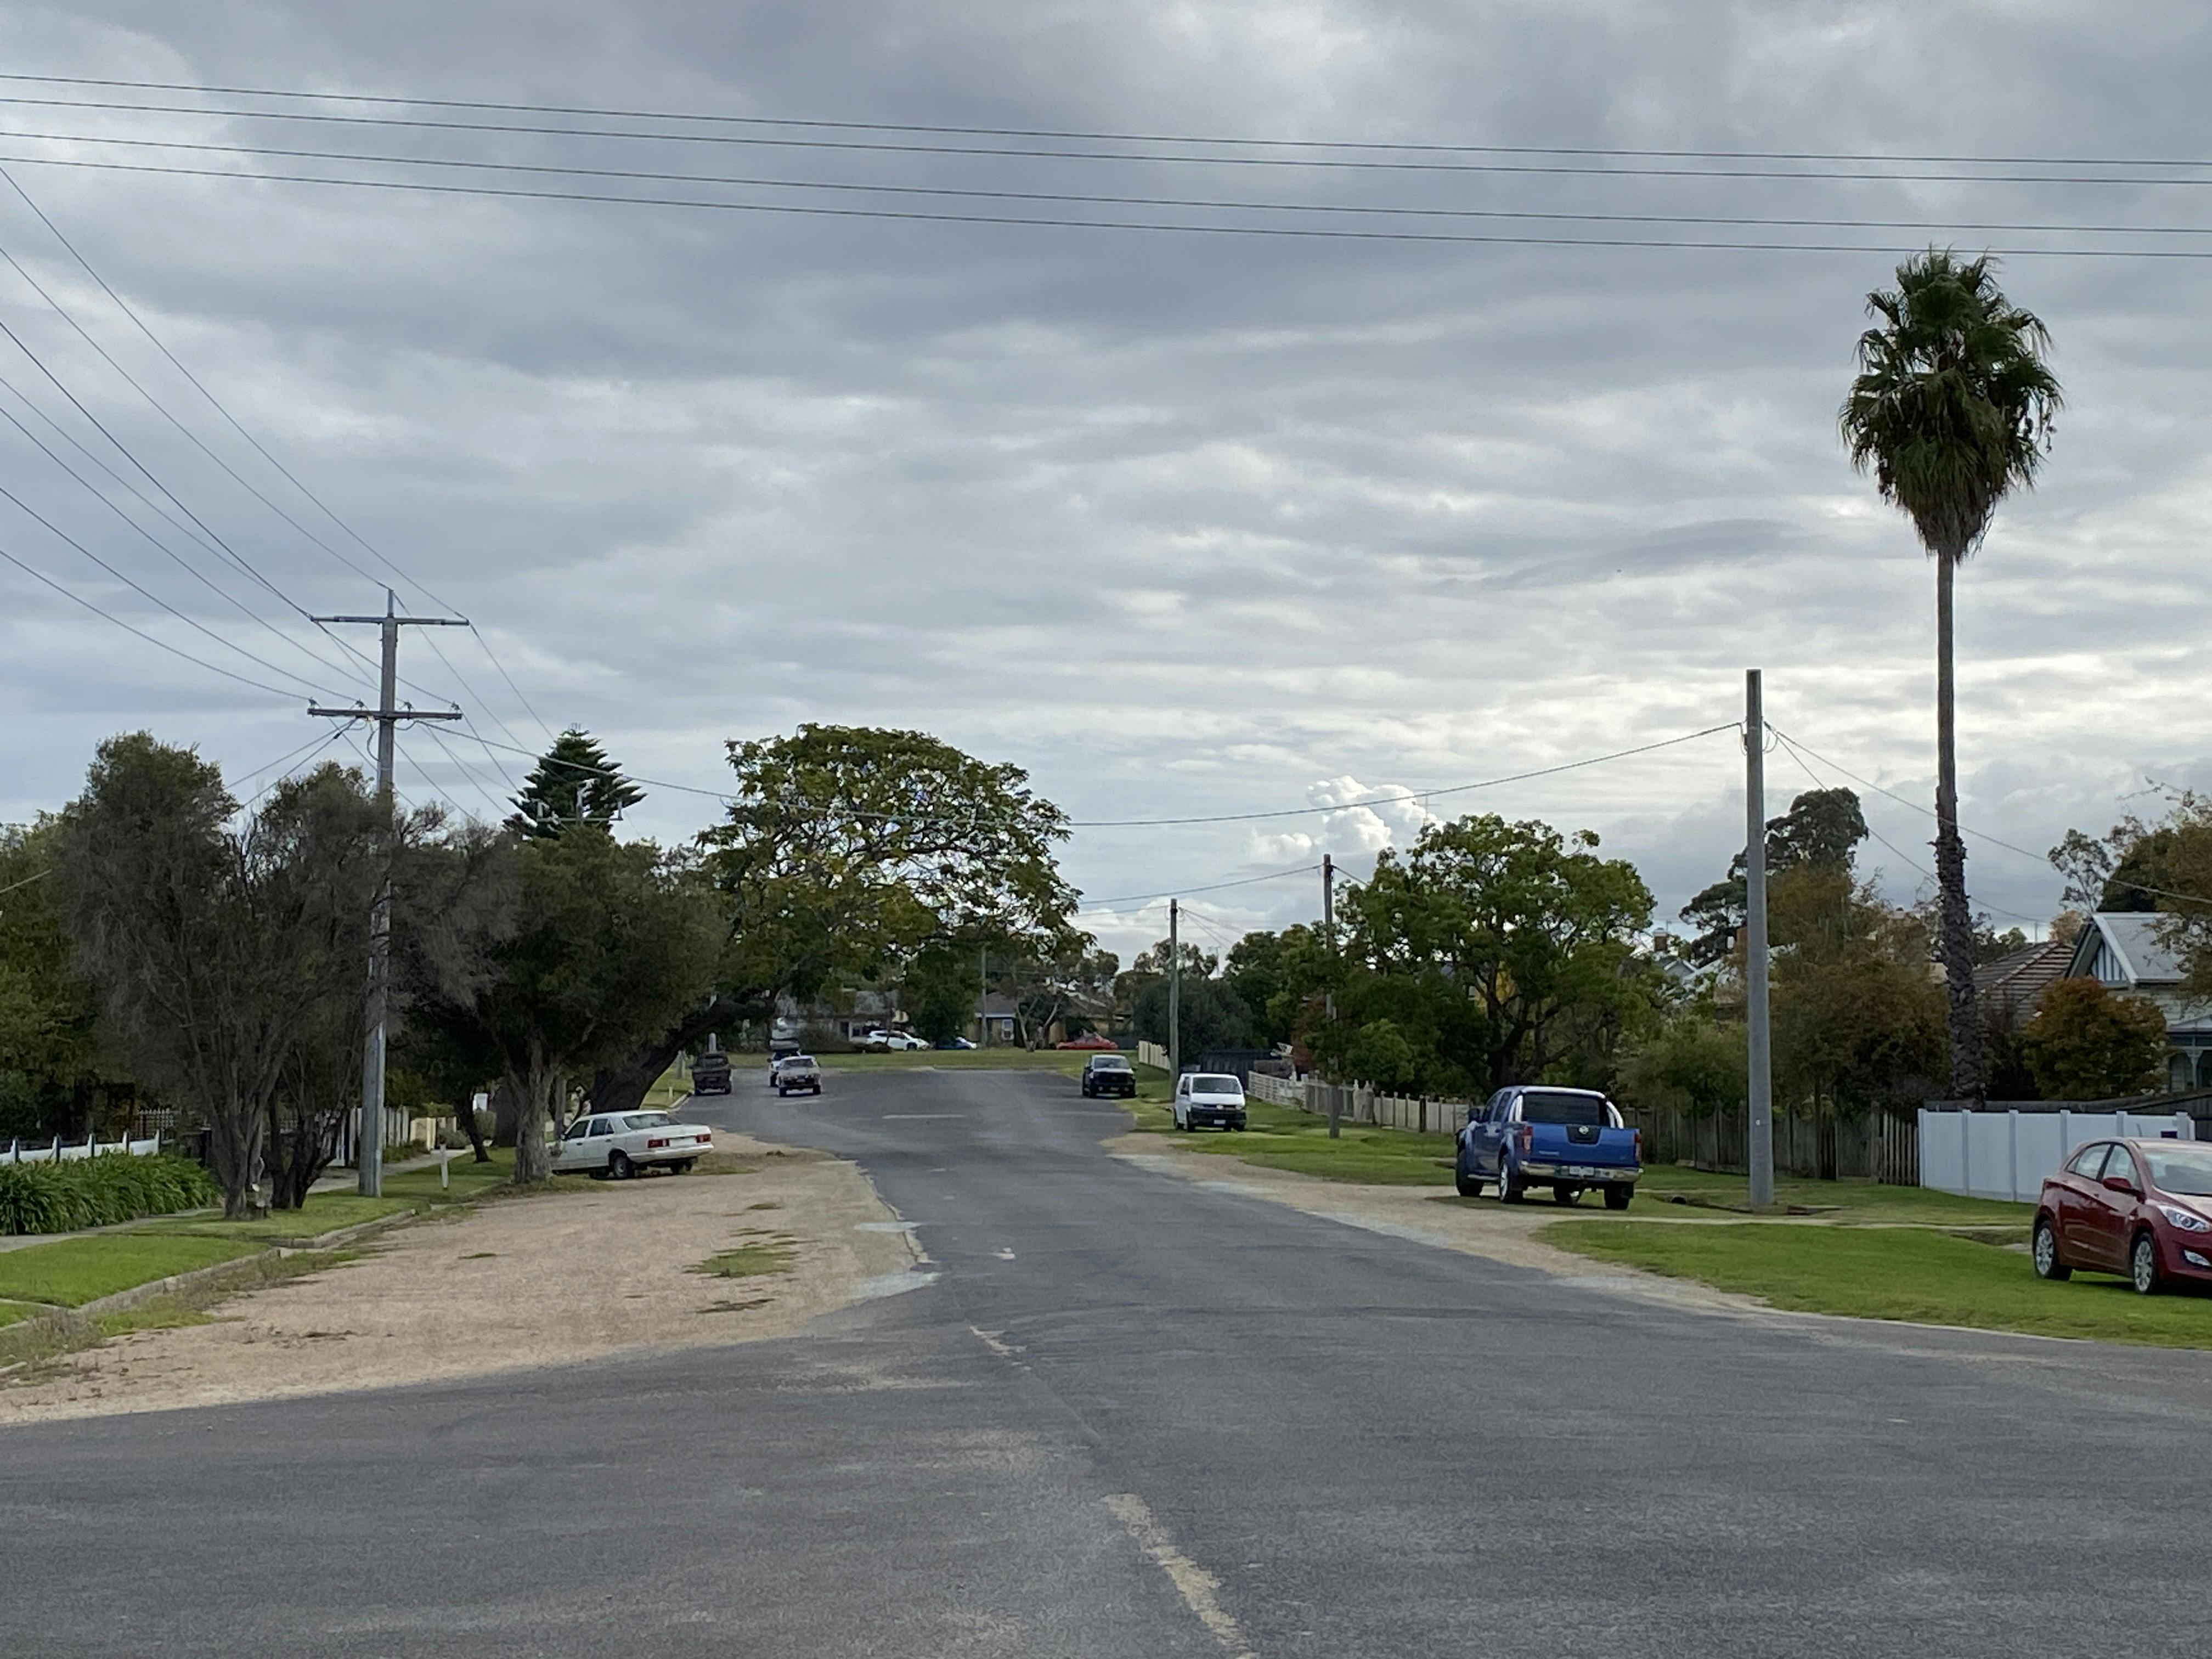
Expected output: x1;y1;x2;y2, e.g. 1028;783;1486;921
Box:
1246;1071;1471;1135
1918;1108;2195;1204
2;1132;163;1167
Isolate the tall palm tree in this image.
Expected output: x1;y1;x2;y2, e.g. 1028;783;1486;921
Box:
1841;250;2062;1101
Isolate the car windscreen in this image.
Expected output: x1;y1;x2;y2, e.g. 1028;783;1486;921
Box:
1091;1057;1131;1070
1190;1075;1242;1094
1519;1091;1610;1126
623;1113;673;1131
783;1057;817;1069
2142;1146;2212;1195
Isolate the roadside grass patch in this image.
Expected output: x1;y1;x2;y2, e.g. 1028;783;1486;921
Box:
143;1194;415;1244
1634;1164;2033;1229
1;1248;357;1373
0;1298;47;1328
0;1233;261;1308
1542;1220;2212;1347
1133;1094;1457;1187
693;1237;797;1279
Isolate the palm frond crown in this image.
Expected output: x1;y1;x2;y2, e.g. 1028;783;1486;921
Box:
1839;249;2063;561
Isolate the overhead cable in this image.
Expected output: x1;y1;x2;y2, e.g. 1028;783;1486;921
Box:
12;154;2212;259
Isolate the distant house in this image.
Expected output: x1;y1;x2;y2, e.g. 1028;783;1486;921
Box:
2059;912;2212;1091
1974;936;2073;1025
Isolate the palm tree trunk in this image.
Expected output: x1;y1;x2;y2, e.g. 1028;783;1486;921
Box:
1934;551;1984;1101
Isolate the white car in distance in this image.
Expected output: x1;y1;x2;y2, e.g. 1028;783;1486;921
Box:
857;1029;929;1052
550;1110;714;1178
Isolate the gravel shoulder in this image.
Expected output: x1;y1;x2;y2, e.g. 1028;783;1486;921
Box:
1107;1131;1762;1317
0;1134;919;1425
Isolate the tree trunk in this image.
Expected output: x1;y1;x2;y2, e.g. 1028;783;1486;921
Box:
491;1077;522;1148
510;1063;554;1185
461;1092;490;1164
1934;551;1984;1101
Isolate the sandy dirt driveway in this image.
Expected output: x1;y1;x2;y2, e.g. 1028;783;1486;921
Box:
0;1135;922;1425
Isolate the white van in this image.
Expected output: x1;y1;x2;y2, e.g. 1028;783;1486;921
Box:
1172;1073;1247;1132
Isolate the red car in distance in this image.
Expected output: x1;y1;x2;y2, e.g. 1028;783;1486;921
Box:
2034;1137;2212;1295
1054;1033;1120;1051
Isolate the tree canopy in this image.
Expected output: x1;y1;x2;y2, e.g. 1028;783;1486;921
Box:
506;728;644;839
1678;787;1868;966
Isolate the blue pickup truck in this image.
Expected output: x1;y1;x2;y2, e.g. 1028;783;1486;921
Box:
1454;1085;1640;1209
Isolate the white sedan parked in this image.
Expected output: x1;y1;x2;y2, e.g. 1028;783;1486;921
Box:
550;1110;714;1178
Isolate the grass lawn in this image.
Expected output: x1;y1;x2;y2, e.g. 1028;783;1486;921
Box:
1542;1220;2212;1347
1632;1164;2033;1229
0;1298;47;1328
1127;1091;1458;1187
0;1234;263;1308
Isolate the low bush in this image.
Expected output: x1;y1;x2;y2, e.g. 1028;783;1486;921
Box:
0;1154;219;1236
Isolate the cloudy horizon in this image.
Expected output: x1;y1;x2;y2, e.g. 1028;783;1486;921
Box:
4;3;2209;969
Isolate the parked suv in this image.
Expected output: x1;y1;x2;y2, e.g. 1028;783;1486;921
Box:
691;1052;732;1096
1080;1054;1137;1098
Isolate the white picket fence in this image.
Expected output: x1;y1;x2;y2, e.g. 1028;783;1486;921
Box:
1246;1071;1471;1136
1918;1108;2195;1204
2;1132;164;1167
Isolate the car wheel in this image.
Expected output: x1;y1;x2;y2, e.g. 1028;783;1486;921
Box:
1553;1184;1580;1206
1496;1164;1522;1204
1604;1184;1633;1212
2032;1216;2070;1280
2131;1231;2162;1295
608;1150;634;1180
1454;1160;1480;1198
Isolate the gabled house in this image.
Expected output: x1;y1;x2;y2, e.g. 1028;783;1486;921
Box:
2061;912;2212;1091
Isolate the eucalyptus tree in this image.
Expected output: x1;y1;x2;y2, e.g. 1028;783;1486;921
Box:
1841;250;2062;1100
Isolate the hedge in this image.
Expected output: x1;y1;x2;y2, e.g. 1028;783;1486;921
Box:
0;1154;219;1236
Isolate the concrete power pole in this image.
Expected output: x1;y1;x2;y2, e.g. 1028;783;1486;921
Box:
1744;668;1775;1210
978;945;988;1048
1322;854;1339;1138
1167;898;1181;1084
311;590;466;1197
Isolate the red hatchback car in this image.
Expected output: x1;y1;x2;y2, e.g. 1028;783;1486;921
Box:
2034;1138;2212;1295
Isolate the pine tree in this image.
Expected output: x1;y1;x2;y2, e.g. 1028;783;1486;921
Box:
506;729;645;838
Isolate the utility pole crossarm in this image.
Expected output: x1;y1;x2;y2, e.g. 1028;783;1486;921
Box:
309;614;470;627
308;705;465;722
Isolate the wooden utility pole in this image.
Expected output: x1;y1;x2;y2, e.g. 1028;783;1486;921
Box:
1167;898;1182;1082
1744;669;1775;1209
309;590;466;1197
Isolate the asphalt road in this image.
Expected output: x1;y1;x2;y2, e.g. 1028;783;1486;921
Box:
9;1065;2212;1657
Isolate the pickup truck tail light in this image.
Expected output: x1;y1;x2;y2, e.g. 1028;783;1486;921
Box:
1514;1124;1533;1155
1633;1128;1643;1161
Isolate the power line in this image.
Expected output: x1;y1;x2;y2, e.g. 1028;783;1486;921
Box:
15;128;2212;242
1073;724;1741;827
0;165;551;742
0;537;305;701
1077;863;1323;909
14;74;2212;173
12;92;2212;187
15;153;2212;260
0;472;342;699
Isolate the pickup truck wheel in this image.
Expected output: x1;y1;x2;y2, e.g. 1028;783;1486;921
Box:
1553;1184;1581;1206
1604;1184;1633;1211
1454;1164;1480;1198
1496;1166;1522;1204
608;1150;634;1180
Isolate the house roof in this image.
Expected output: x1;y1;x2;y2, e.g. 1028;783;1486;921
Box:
2063;912;2185;988
1974;936;2072;1008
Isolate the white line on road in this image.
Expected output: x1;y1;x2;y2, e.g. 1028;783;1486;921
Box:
1102;1493;1257;1659
882;1113;967;1119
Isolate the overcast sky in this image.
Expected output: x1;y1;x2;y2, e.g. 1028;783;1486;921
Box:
3;2;2209;968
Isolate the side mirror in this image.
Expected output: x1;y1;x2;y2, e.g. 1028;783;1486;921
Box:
1467;1106;1481;1126
2102;1174;2139;1195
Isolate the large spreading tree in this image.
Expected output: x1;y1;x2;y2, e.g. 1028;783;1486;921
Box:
1841;250;2062;1100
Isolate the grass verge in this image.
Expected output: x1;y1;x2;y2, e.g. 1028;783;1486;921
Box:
1542;1219;2212;1347
1632;1164;2033;1228
0;1233;262;1308
1127;1088;1458;1186
1;1248;361;1373
692;1237;797;1278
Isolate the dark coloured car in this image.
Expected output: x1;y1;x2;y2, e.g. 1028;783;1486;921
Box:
691;1052;732;1096
2035;1137;2212;1294
1081;1054;1137;1098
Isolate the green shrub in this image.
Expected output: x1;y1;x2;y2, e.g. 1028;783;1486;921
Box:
0;1154;219;1236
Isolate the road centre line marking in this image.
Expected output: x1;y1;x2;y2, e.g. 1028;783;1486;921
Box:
1102;1493;1257;1659
882;1113;966;1119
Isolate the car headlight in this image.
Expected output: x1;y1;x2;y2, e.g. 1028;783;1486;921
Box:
2154;1203;2212;1233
